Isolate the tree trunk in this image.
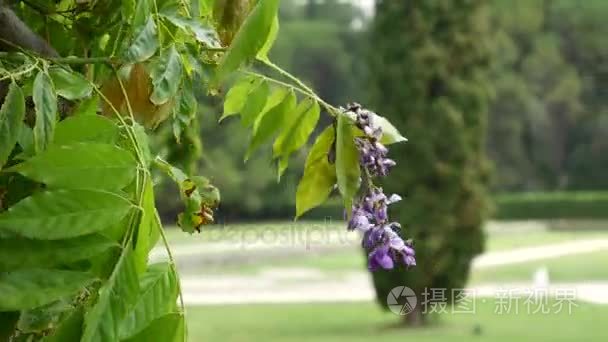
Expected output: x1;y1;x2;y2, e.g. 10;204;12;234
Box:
403;304;425;327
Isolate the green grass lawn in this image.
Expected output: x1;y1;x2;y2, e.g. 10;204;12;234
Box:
186;300;608;342
470;249;608;284
193;247;608;283
486;229;608;251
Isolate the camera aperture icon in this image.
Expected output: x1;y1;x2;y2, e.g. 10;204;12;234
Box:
387;286;417;315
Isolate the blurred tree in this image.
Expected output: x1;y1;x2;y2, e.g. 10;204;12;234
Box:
154;0;366;221
487;0;608;191
548;0;608;190
367;0;492;325
274;0;365;105
487;0;583;191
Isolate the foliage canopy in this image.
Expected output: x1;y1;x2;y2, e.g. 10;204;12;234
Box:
0;0;407;340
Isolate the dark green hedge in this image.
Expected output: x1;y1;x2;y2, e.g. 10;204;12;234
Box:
193;192;608;222
494;192;608;220
302;192;608;222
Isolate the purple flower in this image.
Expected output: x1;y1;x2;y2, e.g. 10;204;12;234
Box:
348;206;372;231
343;103;416;272
354;137;394;177
349;188;416;271
368;246;394;271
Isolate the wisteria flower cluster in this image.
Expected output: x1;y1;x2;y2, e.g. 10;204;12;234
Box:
345;103;416;271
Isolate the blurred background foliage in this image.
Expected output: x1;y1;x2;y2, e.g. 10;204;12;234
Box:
144;0;608;337
155;0;608;222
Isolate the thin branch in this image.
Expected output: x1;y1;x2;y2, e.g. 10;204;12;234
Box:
244;69;340;116
0;52;114;65
0;47;224;66
154;210;186;313
255;58;341;115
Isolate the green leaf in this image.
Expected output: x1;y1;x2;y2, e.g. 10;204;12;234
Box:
259;87;290;115
0;189;133;240
277;154;289;181
17;123;35;159
177;86;197;122
154;157;188;185
41;307;84;342
33;71;58;153
17;299;72;333
257;15;278;62
150;45;183;105
133;0;151;29
195;176;221;206
296;126;337;218
125;17;159;62
0;234;118;272
221;75;260;121
132;122;153;166
240;80;269;127
48;67;93;100
53;115;119;145
198;0;214;17
119;263;179;339
73;96;100;116
0;82;25;168
9;143;137;191
273;98;320;158
133;179;158;274
0;312;19;341
154;157;218;233
246;90;295;160
215;0;281;82
173;86;198;143
161;13;221;47
0;269;94;311
82;246;139;342
336;114;361;205
123;313;185;342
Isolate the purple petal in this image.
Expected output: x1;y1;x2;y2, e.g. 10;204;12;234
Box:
374;142;388;155
368;247;394;271
383;159;396;168
375;205;388;222
403;244;415;256
348;211;372;232
403;254;417;267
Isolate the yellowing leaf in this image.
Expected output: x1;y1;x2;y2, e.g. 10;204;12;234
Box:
296;126;337;218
